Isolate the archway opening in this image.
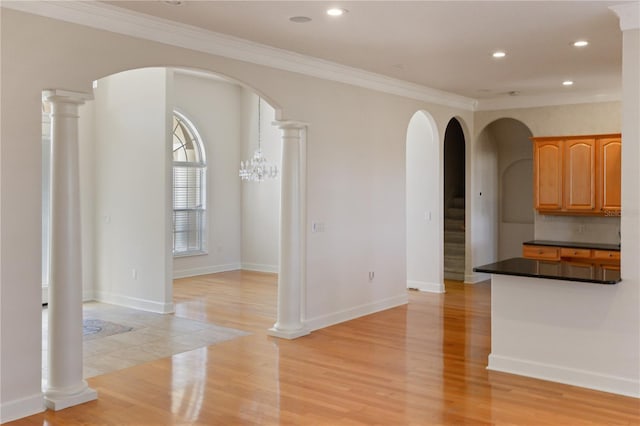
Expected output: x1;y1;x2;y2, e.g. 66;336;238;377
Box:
41;66;297;385
406;110;443;293
475;118;534;261
443;118;466;281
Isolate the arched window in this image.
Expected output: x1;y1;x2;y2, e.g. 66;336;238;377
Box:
172;110;206;256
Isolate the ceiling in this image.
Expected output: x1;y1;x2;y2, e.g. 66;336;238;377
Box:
103;1;627;102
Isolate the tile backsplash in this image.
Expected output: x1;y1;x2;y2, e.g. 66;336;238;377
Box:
534;213;620;245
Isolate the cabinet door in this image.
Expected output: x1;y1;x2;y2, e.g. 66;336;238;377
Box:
523;245;560;260
564;138;596;211
592;249;620;262
598;137;621;214
534;140;563;210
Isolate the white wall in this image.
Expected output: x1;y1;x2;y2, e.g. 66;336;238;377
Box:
172;71;245;277
92;68;173;313
469;128;498;276
406;111;443;292
240;89;281;273
86;69;280;281
490;274;639;397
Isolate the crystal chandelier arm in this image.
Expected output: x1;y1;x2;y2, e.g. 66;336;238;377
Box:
239;95;279;182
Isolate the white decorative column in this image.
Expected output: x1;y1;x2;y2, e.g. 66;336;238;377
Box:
42;90;97;410
269;121;310;339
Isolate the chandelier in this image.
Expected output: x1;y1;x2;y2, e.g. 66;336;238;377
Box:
239;97;279;182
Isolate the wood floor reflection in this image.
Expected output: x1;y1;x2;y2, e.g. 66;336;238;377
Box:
9;271;639;425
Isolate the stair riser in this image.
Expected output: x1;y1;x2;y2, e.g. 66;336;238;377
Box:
444;245;465;255
446;207;465;220
444;233;465;244
451;197;465;209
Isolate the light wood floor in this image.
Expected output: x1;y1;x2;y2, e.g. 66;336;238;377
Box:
9;271;639;425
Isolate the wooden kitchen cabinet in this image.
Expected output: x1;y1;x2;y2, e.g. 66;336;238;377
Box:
598;137;622;214
533;140;563;211
564;138;596;211
523;244;620;268
592;249;620;262
531;133;620;215
559;247;591;259
523;245;560;260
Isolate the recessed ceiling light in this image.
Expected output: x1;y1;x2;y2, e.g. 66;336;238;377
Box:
563;80;574;86
573;40;589;47
492;51;506;58
290;16;312;23
163;0;183;5
327;8;347;16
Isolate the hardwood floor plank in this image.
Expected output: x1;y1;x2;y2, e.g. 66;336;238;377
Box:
6;273;639;425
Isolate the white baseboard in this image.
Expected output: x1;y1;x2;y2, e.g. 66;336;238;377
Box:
0;392;44;423
93;291;174;314
172;263;241;279
465;271;490;284
407;280;445;293
241;263;278;274
488;354;640;398
83;290;95;302
304;293;408;332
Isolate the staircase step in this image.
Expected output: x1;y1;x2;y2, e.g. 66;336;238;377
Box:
444;243;465;256
444;231;465;244
451;197;465;209
444;271;464;281
446;207;465;220
444;257;465;270
445;218;465;231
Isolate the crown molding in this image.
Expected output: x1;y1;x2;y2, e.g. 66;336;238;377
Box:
610;2;640;31
1;1;478;111
476;90;621;111
3;1;624;112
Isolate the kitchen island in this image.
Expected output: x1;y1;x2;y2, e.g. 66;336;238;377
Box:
474;257;620;285
473;258;635;397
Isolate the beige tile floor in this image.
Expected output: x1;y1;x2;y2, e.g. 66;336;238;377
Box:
42;302;249;384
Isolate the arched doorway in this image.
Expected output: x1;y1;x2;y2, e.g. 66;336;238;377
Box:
40;65;308;408
475;118;534;261
443;118;466;281
406;110;443;293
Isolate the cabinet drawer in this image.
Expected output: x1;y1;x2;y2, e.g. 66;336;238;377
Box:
523;245;560;260
560;248;592;259
592;250;620;261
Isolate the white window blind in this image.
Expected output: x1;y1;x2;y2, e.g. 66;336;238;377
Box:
172;111;206;256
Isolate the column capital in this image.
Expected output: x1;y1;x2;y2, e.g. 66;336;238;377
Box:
42;89;93;104
610;2;640;31
272;120;309;130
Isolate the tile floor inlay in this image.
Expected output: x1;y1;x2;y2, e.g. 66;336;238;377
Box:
42;302;250;382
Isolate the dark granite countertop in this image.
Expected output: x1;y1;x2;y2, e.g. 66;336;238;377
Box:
523;240;620;251
474;257;621;285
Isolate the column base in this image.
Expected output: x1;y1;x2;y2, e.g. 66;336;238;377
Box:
44;386;97;411
268;325;310;340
